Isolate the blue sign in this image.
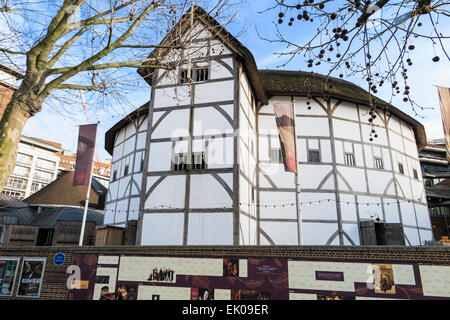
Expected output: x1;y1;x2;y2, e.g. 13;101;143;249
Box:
54;252;65;266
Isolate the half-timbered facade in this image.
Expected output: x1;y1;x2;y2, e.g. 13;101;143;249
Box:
103;7;431;246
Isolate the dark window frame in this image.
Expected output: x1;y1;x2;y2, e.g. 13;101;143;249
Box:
398;162;404;174
307;150;321;163
374;157;384;170
344;153;355;166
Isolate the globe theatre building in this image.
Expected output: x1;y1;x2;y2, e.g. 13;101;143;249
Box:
103;7;431;246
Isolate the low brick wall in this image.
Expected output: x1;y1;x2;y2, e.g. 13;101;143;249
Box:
0;245;449;300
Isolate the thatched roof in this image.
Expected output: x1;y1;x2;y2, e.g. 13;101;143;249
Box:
259;69;426;151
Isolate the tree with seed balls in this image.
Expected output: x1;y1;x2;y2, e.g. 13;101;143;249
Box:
259;0;449;138
0;0;237;191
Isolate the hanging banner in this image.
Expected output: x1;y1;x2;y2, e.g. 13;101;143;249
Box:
273;101;297;173
73;123;98;186
437;86;450;162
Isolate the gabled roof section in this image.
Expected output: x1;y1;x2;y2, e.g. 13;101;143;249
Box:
24;171;107;209
0;193;35;225
136;5;266;105
259;69;427;151
30;206;104;228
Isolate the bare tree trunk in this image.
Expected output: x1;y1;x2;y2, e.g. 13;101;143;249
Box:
0;90;40;193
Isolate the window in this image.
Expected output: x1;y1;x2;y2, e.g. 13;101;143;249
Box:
251;187;255;203
140;159;144;172
344;153;355;166
195;68;209;82
179;68;209;83
413;169;418;179
270;148;283;163
172;153;187;171
398;163;404;174
179;69;192;84
31;182;42;192
172;152;206;171
6;178;26;190
374;157;384;169
124;164;129;176
192;152;206;170
113;170;117;181
308;150;321;163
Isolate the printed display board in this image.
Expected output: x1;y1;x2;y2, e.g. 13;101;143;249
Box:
67;254;450;300
0;257;19;297
16;258;46;298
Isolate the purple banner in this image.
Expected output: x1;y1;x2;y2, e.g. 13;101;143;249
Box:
73;124;97;186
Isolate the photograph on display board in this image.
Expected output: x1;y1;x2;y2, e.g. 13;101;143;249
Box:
147;267;175;282
191;288;214;300
372;264;396;294
223;258;239;277
231;290;270;300
0;257;19;296
16;258;46;298
99;285;115;300
96;275;110;284
317;295;356;300
115;283;137;300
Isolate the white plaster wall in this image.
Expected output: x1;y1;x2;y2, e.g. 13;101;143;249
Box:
195;80;234;104
300;193;337;220
259;221;299;245
141;213;184;245
187;212;233;245
148;142;173;172
189;174;232;208
145;175;186;209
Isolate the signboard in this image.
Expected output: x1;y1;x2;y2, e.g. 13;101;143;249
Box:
54;252;65;266
0;257;19;296
16;257;46;298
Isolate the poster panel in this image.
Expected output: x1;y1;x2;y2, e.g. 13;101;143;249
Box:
223;258;239;277
114;283;138;300
0;257;19;297
372;264;396;295
231;290;270;300
191;288;214;300
16;257;46;298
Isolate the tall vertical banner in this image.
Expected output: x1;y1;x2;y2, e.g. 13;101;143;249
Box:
73;124;98;186
273;101;297;173
437;86;450;162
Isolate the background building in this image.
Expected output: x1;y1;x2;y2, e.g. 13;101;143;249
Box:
2;134;111;200
0;63;23;121
419;138;450;241
2;136;60;200
102;7;431;246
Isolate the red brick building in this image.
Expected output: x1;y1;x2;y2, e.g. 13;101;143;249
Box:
0;63;23;120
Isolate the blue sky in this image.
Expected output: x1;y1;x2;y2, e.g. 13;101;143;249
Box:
21;0;450;159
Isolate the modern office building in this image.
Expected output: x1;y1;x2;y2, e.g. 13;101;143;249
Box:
419;138;450;240
2;136;60;200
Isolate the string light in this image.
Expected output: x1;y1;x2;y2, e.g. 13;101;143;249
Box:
103;197;424;212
